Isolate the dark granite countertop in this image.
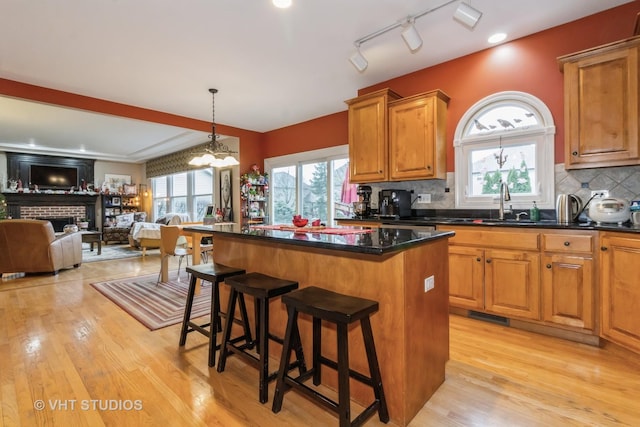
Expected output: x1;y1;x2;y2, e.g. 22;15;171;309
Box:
182;224;454;255
339;216;640;234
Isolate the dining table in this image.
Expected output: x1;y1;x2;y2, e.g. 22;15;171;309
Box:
160;222;235;291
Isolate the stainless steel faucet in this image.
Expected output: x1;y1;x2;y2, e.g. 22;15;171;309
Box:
499;181;511;220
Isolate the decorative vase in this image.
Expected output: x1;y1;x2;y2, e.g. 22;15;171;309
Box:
63;224;79;233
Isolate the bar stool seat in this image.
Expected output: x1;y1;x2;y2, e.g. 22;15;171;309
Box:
179;263;246;367
217;272;307;404
272;286;389;427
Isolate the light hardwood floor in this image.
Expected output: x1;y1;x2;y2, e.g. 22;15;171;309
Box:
1;254;640;426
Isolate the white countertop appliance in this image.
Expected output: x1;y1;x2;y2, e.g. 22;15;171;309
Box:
588;197;630;224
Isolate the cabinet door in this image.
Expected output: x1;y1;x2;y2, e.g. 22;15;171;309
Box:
448;246;484;309
389;95;435;180
485;249;540;320
542;253;594;330
600;234;640;352
347;91;397;183
389;91;448;180
563;41;639;168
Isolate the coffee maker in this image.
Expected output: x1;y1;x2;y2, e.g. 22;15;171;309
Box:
378;189;411;218
353;185;372;218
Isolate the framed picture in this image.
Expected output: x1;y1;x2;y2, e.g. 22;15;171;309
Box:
111;196;121;206
104;174;131;194
123;183;138;196
220;168;232;221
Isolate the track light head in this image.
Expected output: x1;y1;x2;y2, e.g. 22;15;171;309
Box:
349;46;368;72
453;2;482;30
401;21;423;52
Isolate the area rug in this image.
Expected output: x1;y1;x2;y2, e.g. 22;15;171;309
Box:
91;272;212;330
82;243;160;263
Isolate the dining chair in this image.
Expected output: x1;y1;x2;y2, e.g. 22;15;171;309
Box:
157;225;192;285
184;234;214;263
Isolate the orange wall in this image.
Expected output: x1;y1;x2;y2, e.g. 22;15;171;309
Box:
263;1;640;171
262;111;348;159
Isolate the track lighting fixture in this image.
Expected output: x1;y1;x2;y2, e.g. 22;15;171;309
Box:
453;2;482;30
401;19;423;52
349;44;368;72
348;0;483;72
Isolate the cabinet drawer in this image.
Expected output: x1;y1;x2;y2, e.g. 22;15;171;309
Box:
542;233;593;253
438;226;539;251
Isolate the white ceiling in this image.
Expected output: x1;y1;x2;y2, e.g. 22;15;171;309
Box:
0;0;633;163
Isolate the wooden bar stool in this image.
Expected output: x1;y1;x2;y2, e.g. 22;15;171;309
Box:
272;286;389;427
217;272;307;404
179;263;246;367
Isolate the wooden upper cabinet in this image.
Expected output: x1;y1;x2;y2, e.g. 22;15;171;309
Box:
559;36;640;169
389;90;450;180
345;88;401;183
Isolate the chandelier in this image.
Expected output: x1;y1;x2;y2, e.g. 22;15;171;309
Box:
188;88;239;168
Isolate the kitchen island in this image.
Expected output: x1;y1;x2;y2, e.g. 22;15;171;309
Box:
183;224;453;426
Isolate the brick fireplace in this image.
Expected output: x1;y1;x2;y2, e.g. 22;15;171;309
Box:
2;193;98;230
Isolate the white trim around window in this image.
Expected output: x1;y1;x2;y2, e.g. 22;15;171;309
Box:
454;91;556;209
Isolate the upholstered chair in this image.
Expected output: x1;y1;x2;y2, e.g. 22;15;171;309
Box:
0;219;82;275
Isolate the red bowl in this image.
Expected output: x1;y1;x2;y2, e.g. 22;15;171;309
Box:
292;218;308;227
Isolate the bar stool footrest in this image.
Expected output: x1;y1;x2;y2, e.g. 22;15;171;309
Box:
318;356;375;387
282;371;382;427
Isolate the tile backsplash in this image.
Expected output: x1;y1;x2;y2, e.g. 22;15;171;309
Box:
370;164;640;210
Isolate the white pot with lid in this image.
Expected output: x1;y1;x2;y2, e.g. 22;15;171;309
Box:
588;197;630;224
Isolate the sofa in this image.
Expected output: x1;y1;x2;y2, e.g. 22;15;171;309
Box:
103;212;147;244
0;219;83;275
128;213;191;254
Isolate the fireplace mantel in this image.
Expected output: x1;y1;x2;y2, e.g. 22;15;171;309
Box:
2;192;98;229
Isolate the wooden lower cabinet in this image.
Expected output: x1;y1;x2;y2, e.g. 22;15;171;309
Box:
442;226;603;341
541;231;596;332
542;254;594;330
442;226;541;321
485;249;540;320
448;245;484;309
600;232;640;353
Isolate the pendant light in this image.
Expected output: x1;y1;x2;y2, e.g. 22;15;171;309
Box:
188;88;239;168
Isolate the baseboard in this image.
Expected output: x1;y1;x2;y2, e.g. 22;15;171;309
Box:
449;306;601;346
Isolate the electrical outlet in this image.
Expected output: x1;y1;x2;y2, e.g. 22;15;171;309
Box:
424;275;435;292
591;190;609;198
417;193;431;204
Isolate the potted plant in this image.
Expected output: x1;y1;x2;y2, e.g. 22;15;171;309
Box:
77;218;89;230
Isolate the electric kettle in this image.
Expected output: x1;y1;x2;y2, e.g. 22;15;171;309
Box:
556;194;582;224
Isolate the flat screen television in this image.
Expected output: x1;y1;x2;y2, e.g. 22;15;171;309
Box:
29;164;79;189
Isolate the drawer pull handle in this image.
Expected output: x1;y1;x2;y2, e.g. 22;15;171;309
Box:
546;264;552;269
601;246;608;251
564;241;570;246
572;151;578;156
476;257;482;262
486;259;492;264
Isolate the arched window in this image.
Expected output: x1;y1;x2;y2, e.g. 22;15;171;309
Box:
454;91;555;209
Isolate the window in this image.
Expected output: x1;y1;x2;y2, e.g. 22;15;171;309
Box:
152;169;214;221
454;91;555;209
265;146;353;226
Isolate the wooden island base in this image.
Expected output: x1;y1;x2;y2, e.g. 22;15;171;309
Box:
211;233;450;426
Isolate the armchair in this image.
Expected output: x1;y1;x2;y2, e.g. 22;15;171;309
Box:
0;219;82;275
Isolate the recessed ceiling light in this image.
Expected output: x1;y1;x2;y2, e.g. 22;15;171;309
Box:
272;0;292;8
488;33;507;44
